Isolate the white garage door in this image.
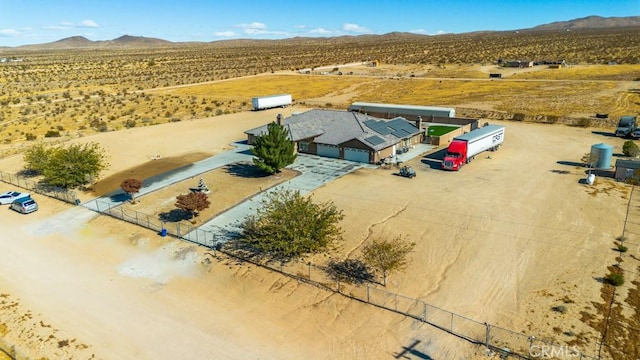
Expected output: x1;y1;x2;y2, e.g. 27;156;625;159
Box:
344;148;370;163
317;144;340;158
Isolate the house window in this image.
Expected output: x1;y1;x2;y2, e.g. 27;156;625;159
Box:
299;142;309;152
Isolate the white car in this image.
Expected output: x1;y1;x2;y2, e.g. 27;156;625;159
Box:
0;191;30;205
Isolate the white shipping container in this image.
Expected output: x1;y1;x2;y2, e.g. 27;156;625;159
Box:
251;94;292;110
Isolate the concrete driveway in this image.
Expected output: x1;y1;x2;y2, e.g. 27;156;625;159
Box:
182;153;376;243
81;140;432;246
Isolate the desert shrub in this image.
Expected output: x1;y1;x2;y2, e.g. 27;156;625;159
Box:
240;188;344;261
124;119;137;128
577;118;592;128
622;140;639;157
25;133;37;141
552;304;568;314
546;115;559;124
44;130;61;137
512;113;526;121
604;272;624;286
616;244;628;253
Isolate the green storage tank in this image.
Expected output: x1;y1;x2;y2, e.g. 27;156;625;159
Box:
590;143;613;169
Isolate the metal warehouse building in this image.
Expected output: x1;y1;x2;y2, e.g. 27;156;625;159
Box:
348;102;456;119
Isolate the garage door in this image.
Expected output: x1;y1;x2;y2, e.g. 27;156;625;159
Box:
344;148;370;163
317;144;340;158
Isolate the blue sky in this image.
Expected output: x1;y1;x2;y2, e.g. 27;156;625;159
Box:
0;0;638;47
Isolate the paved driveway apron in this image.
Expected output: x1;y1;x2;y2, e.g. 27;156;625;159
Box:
183;154;373;243
81;140;431;245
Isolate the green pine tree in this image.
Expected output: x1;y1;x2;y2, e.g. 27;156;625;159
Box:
251;121;296;174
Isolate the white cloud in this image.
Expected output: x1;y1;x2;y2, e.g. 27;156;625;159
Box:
43;24;71;31
309;27;333;35
436;30;446;35
236;22;267;30
214;31;235;37
409;28;427;34
43;20;100;31
0;29;20;37
79;20;99;28
342;23;370;33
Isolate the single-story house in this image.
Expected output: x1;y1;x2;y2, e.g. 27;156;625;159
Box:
245;109;424;164
615;159;640;181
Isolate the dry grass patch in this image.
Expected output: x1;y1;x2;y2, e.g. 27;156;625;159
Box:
154;74;375;103
510;64;640;81
121;162;297;226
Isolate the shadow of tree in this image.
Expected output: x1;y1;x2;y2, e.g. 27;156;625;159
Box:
159;208;193;222
225;162;271;178
326;258;375;285
16;169;39;178
109;192;131;203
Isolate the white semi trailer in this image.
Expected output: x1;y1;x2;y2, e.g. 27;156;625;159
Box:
251;94;292;111
441;124;505;171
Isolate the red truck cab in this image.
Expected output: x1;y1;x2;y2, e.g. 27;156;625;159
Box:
441;140;467;170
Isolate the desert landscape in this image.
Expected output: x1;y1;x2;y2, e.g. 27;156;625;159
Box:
1;25;640;360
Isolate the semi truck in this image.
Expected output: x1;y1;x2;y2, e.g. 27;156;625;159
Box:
615;115;637;138
441;124;505;171
251;94;292;111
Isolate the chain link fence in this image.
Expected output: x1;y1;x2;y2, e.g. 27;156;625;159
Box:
87;198;603;360
0;170;78;204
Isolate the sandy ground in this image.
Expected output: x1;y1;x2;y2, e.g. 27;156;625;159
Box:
0;107;632;359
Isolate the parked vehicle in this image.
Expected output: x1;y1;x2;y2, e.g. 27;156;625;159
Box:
0;191;30;205
442;125;505;171
398;165;416;178
10;197;38;214
615;116;637;138
251;94;292;111
631;127;640;140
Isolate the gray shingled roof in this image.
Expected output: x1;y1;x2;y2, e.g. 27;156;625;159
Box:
244;109;421;151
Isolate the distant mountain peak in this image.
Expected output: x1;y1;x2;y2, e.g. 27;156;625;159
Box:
53;35;91;43
529;15;640;31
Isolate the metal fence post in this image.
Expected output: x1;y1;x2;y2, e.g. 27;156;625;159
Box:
485;322;491;349
423;301;427;321
450;312;454;332
308;263;311;280
367;285;370;303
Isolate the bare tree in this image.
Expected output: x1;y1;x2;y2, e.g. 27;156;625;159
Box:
175;192;210;223
362;235;415;286
120;178;142;204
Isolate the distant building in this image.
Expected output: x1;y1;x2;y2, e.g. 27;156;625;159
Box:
349;102;456;118
615;159;640;181
504;60;534;68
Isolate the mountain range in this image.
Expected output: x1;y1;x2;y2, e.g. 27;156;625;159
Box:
7;15;640;50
